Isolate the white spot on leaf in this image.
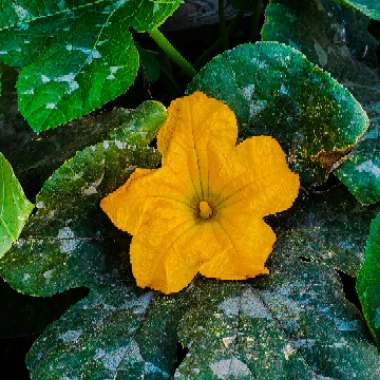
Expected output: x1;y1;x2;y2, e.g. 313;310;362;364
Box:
43;269;55;280
56;74;80;94
60;330;81;343
210;358;251;379
283;343;297;360
218;289;271;319
356;160;380;177
94;347;127;372
41;75;51;83
57;227;79;254
12;4;28;21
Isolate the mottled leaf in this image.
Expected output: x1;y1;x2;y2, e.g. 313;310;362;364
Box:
27;283;184;380
25;188;380;379
0;152;33;258
0;66;162;193
357;213;380;346
261;0;380;204
0;0;103;30
175;188;380;379
0;101;166;296
0;0;179;131
175;263;379;379
188;41;368;185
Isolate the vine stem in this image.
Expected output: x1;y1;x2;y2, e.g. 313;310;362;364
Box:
148;28;197;78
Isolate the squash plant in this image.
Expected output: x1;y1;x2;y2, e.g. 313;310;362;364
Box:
1;0;380;379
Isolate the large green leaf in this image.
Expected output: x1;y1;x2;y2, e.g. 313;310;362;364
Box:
24;187;380;379
0;0;180;131
357;213;380;347
0;1;105;30
0;66;162;193
0;152;33;259
0;101;166;296
261;0;380;205
27;282;185;380
188;41;368;185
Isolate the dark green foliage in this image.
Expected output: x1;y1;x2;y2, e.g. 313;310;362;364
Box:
189;41;368;185
24;188;380;379
261;0;380;204
0;101;166;296
0;0;180;131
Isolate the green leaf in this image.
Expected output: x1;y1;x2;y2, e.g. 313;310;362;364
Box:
27;283;185;380
24;187;380;379
0;152;33;259
0;0;180;131
0;101;166;296
188;42;368;185
357;213;380;347
261;0;380;205
0;1;105;30
0;66;161;193
336;0;380;20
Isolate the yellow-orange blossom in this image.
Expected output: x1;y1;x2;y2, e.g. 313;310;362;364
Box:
101;92;300;294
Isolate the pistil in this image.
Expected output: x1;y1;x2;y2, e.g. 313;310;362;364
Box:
198;201;213;219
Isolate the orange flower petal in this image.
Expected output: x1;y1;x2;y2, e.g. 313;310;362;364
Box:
100;167;192;235
157;91;238;201
199;212;275;280
129;203;201;294
100;168;153;235
218;136;300;217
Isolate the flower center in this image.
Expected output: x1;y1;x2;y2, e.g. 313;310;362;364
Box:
198;201;213;220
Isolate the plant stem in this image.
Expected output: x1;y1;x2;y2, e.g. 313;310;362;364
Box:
218;0;229;49
148;28;196;78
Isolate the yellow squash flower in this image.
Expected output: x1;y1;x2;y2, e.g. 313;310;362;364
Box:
101;92;300;294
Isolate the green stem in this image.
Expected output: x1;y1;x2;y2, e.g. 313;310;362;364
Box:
148;28;196;77
218;0;229;49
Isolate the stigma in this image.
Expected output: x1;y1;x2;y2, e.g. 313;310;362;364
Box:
198;201;213;220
